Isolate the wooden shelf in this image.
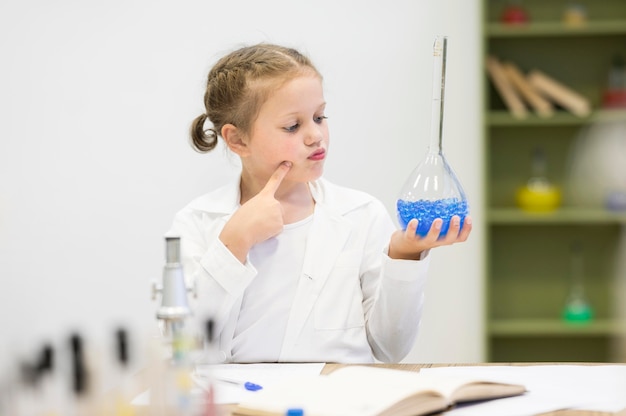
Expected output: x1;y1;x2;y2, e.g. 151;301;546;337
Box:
487;20;626;37
486;109;626;126
489;319;625;337
482;0;626;362
488;208;626;224
483;0;626;363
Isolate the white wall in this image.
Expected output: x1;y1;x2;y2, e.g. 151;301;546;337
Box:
0;0;483;370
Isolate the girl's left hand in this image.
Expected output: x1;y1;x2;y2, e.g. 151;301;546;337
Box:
388;215;472;260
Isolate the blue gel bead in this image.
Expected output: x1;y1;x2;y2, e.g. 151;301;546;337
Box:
286;408;304;416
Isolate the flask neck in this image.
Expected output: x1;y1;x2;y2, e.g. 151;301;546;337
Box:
569;242;585;293
428;36;447;155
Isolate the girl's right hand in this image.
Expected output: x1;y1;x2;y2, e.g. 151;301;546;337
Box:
219;162;292;263
388;215;472;261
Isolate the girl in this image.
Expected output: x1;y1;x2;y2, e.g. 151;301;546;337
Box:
167;43;472;363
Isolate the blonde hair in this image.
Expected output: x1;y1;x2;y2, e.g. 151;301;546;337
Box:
190;43;321;153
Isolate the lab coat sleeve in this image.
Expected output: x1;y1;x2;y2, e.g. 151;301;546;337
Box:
359;201;429;363
367;254;429;362
166;206;257;340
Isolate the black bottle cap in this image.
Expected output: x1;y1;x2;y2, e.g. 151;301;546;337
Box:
116;327;129;366
69;333;87;395
205;318;215;344
37;344;54;374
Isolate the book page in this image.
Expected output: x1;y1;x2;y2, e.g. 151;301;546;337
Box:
421;365;626;415
449;381;526;403
326;366;523;404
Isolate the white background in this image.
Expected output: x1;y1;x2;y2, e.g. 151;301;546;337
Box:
0;0;483;372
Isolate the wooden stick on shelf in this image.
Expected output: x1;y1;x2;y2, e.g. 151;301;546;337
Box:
527;70;592;117
502;62;554;118
486;56;528;119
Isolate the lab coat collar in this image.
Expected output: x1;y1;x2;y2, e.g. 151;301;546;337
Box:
187;176;241;214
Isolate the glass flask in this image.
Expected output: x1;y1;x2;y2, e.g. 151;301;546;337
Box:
562;242;593;323
515;147;561;212
396;36;469;238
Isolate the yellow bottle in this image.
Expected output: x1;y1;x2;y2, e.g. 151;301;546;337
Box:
516;147;561;212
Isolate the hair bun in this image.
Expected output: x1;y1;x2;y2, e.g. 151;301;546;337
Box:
190;114;218;152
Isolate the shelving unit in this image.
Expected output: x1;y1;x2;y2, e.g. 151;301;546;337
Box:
482;0;626;362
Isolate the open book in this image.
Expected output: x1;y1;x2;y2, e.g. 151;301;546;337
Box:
233;365;526;416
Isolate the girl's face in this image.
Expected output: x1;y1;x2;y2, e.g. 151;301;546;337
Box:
243;74;329;184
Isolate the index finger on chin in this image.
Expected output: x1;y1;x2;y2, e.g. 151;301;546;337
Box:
262;161;292;196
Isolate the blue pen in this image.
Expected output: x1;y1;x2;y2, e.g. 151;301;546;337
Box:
192;372;264;391
216;377;263;391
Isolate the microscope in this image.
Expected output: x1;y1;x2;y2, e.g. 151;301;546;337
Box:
151;236;196;340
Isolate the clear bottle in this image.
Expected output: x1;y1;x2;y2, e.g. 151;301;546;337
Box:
168;327;195;416
107;328;136;416
562;242;593;324
68;333;100;416
396;36;469;238
35;344;64;416
197;319;218;416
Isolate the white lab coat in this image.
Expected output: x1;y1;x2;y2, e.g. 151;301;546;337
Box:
167;177;430;363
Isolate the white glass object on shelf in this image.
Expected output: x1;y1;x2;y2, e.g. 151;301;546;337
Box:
396;36;469;238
